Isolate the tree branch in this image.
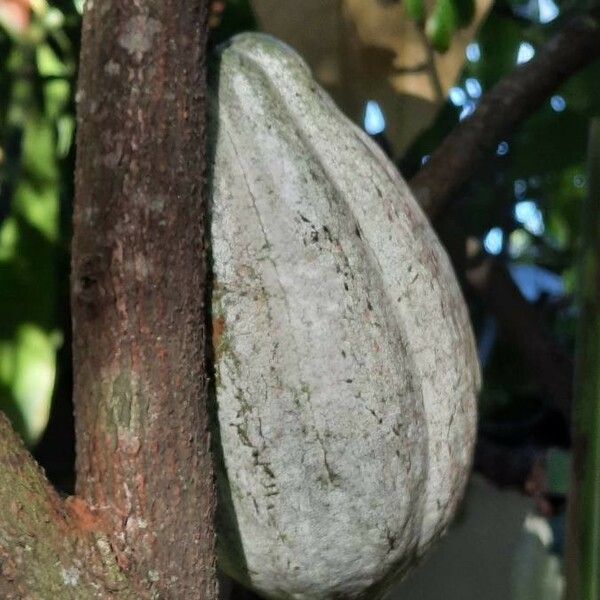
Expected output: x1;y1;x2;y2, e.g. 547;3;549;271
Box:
411;9;600;220
0;414;138;598
408;9;593;422
72;2;217;598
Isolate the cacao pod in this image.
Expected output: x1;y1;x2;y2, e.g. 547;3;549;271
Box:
210;33;479;599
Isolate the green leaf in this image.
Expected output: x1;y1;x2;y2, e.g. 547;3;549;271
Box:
426;0;458;53
452;0;476;27
36;42;68;77
0;324;59;445
405;0;426;23
20;118;58;184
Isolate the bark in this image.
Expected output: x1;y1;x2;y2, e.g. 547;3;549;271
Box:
71;1;217;599
0;414;139;598
411;8;600;220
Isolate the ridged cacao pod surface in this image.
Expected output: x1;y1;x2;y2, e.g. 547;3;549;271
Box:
210;33;479;600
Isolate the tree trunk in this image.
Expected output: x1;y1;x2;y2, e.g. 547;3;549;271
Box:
71;0;217;597
0;1;218;598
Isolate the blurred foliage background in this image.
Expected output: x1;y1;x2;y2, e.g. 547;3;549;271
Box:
0;0;79;446
1;0;598;597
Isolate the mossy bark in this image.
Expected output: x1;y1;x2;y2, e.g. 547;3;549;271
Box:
0;414;139;598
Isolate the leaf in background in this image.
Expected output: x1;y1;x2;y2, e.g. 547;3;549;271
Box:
0;121;61;444
0;2;74;445
250;0;493;156
426;0;458;52
0;323;59;444
0;207;60;444
453;0;477;28
405;0;426;23
0;0;30;35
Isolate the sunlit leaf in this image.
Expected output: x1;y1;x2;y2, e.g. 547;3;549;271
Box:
426;0;458;52
0;4;73;444
0;323;59;444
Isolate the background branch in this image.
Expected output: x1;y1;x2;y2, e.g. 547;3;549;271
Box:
411;8;600;220
406;9;599;428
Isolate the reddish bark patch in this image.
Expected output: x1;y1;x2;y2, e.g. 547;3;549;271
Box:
65;496;108;534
